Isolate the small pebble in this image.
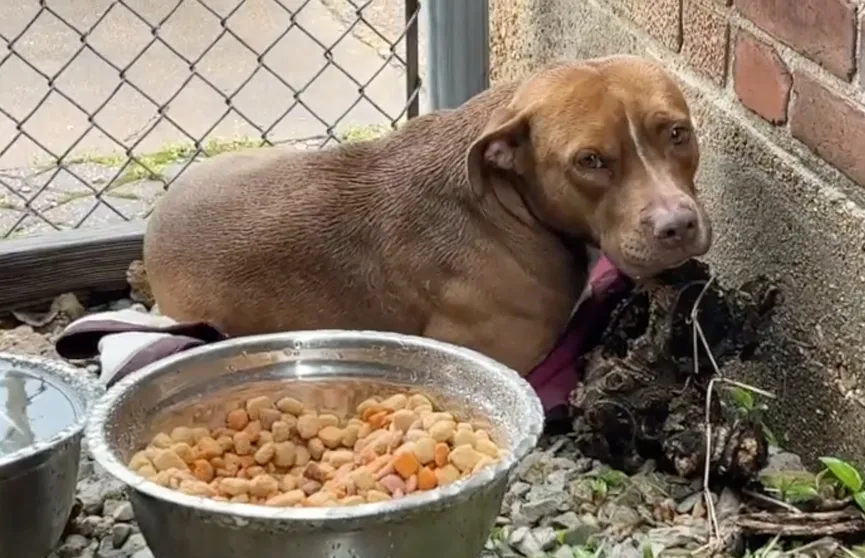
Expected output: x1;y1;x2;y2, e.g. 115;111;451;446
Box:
111;523;133;548
515;530;545;557
531;526;557;551
55;534;91;558
76;515;113;539
519;496;563;524
508;526;529;545
551;511;581;530
77;478;126;515
111;502;135;523
562;524;601;547
676;492;702;514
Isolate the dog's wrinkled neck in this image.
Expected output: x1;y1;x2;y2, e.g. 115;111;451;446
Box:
484;171;542;227
475;171;592;278
481;168;597;267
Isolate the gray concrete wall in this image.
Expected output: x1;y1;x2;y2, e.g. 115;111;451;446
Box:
490;0;865;465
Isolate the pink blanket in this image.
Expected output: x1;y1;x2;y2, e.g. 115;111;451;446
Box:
55;257;629;417
527;256;628;414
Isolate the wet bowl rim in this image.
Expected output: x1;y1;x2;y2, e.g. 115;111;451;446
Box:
0;351;103;470
85;329;545;525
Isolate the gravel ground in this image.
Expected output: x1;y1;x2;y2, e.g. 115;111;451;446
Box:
53;431;740;558
0;296;812;558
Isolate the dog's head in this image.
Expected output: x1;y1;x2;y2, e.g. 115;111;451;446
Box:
466;55;712;280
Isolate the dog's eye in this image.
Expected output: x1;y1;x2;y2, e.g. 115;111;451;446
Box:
670;124;691;145
576;151;605;170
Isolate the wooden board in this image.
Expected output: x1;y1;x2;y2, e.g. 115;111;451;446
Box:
0;220;145;312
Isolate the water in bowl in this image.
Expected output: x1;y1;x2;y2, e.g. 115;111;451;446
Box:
0;363;79;458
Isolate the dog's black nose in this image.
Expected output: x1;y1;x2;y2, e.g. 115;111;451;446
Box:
651;206;698;246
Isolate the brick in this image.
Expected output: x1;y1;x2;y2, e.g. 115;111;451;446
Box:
790;70;865;186
733;31;792;124
619;0;682;52
681;0;730;85
734;0;856;79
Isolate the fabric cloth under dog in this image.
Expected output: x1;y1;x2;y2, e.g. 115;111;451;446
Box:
53;256;630;415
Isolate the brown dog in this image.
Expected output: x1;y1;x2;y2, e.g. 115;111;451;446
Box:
143;55;712;376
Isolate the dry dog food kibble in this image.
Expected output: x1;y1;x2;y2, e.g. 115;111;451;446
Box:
127;392;506;508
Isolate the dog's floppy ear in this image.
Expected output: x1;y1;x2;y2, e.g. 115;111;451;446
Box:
466;107;532;197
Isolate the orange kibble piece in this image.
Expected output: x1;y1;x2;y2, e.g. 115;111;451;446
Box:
192;459;215;483
392;451;420;480
227;409;250;431
417;466;437;491
361;405;385;422
367;410;389;430
433;443;449;467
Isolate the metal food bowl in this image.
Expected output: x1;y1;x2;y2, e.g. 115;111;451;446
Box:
0;352;102;558
86;330;544;558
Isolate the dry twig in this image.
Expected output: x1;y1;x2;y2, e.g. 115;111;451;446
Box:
688;275;778;548
689;275;721;544
734;510;865;537
740;488;803;514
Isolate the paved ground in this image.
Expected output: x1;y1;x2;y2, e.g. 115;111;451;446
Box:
0;0;422;237
319;0;429;79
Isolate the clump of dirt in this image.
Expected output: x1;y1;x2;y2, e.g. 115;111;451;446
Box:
569;259;781;483
126;260;154;307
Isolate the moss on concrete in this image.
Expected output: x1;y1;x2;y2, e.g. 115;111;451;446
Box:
64;137;267;187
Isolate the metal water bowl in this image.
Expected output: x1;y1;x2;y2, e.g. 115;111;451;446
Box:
0;352;102;558
86;330;544;558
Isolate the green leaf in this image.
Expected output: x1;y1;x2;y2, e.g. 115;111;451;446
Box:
854;491;865;514
819;456;863;493
727;386;755;410
784;483;819;504
591;478;608;499
598;468;629;487
762;423;779;448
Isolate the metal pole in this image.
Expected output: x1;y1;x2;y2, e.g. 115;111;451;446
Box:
425;0;490;111
404;0;421;119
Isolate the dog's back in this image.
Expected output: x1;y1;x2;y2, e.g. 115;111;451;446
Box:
144;88;511;337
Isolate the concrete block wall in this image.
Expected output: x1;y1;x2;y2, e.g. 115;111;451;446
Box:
489;0;865;465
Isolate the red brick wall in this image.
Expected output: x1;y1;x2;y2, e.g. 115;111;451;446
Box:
614;0;865;187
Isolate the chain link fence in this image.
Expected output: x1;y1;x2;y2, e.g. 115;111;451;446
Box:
0;0;421;239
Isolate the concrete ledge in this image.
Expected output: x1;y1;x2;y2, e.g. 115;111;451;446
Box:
491;0;865;465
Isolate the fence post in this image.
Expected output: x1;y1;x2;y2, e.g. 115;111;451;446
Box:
425;0;490;111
